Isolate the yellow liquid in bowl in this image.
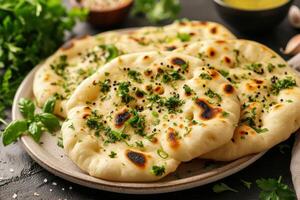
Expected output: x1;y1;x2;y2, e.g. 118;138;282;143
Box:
222;0;289;10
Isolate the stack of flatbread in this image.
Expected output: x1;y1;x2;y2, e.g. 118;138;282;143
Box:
33;20;300;182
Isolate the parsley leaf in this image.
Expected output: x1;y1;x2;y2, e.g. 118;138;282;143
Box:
212;183;238;193
256;177;296;200
0;0;87;120
131;0;181;24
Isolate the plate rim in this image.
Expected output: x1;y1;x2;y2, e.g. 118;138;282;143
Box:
12;28;266;194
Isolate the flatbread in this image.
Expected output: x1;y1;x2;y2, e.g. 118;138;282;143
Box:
177;39;300;161
33;32;153;117
33;20;236;118
63;52;240;181
126;20;236;51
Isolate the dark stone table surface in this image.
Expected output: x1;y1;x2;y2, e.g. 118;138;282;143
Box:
1;0;300;199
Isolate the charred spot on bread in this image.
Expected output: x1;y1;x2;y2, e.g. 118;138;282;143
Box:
167;128;180;149
126;150;146;168
115;110;131;127
195;98;221;120
171;57;187;67
224;84;234;94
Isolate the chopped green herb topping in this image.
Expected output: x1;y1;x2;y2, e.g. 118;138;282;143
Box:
218;69;229;78
241;107;269;134
109;151;117;158
50;55;68;77
205;89;222;103
278;64;286;68
164;94;184;113
99;44;120;62
157;149;169;159
246;63;264;75
128;70;143;83
57;136;64;148
183;84;193;95
151;165;165;176
127;110;146;136
147;94;164;106
104;128;129;144
267;63;276;73
177;32;191;42
99;79;111;93
271;76;296;95
199;72;212;80
118;82;134;103
135;141;144;148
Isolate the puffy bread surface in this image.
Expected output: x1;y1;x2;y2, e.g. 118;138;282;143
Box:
63;52;240;181
126;20;236;51
33;20;236;118
177;39;300;161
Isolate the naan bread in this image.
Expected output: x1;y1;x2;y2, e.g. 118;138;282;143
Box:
33;32;153;117
177;39;300;161
126;20;236;51
63;52;240;181
33;20;236;118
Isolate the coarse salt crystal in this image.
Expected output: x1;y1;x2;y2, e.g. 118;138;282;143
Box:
61;188;65;191
52;182;57;186
12;193;17;199
33;192;39;196
9;168;14;173
43;178;48;183
50;189;53;192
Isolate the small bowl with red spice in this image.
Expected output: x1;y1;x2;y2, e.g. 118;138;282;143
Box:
70;0;133;28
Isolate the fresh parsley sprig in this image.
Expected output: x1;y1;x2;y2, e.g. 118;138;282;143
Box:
131;0;181;24
256;176;296;200
1;98;60;146
0;0;88;120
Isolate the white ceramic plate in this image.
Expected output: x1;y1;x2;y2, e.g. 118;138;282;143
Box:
12;29;265;194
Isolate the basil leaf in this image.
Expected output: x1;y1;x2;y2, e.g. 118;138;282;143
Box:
28;122;43;142
37;113;60;132
2;120;28;146
18;98;35;119
42;96;56;113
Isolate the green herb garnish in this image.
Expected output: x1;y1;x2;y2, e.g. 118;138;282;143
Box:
256;176;296;200
212;183;238;193
199;72;212;80
218;69;230;78
183;84;193;95
0;0;87;120
157;149;169;159
99;44;120;62
127;110;146;136
205;89;222;103
128;70;143;83
131;0;181;24
164;93;184;113
109;151;117;158
99;79;111;93
118;82;134;104
177;32;191;42
1;98;60;146
151;165;166;176
246;63;264;75
271;77;297;95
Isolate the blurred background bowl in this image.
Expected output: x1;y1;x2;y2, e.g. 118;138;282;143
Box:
70;0;133;28
214;0;294;33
